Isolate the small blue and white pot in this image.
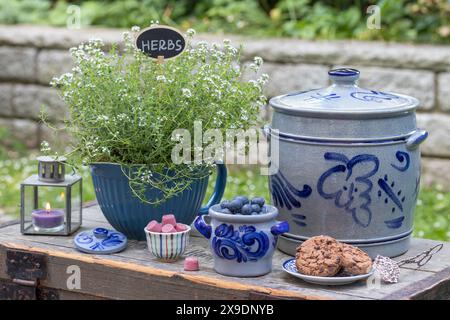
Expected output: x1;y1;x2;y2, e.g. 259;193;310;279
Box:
194;205;289;277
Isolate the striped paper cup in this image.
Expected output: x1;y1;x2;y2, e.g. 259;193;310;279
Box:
144;225;191;262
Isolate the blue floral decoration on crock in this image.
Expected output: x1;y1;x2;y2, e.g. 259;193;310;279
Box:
317;152;379;228
212;224;269;263
350;90;408;103
270;170;312;211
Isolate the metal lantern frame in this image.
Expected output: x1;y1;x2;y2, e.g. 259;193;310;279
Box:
20;157;82;236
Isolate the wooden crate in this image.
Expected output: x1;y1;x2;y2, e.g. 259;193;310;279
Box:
0;203;448;300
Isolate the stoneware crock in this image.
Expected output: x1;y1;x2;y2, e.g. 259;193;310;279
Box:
90;163;227;241
194;204;289;277
265;68;428;258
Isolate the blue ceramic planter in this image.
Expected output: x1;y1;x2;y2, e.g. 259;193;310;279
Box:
90;163;227;240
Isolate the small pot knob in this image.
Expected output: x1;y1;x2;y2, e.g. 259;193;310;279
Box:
93;227;109;239
328;68;360;85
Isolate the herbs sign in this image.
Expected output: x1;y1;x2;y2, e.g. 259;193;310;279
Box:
135;25;186;60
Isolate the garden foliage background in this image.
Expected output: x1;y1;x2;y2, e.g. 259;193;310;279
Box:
2;0;450;43
0;0;449;241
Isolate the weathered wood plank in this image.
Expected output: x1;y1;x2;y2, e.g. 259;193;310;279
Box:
0;224;369;300
0;240;341;300
0;228;442;300
383;266;450;300
0;227;373;300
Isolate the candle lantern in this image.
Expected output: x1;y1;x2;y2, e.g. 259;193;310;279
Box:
20;156;82;235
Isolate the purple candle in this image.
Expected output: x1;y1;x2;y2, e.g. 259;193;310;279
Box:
32;202;64;232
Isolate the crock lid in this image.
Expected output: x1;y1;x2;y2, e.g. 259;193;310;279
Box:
74;227;128;254
269;68;419;119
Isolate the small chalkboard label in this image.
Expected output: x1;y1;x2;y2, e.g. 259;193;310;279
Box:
135;25;186;60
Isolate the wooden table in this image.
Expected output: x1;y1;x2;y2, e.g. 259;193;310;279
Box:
0;203;449;300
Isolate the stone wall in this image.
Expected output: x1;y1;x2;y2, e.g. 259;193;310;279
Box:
1;25;450;189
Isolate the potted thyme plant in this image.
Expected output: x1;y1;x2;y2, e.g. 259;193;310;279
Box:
48;27;268;240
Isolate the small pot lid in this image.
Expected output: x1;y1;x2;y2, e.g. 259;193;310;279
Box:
74;227;128;254
269;68;419;118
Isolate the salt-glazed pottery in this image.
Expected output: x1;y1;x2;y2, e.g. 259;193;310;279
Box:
282;258;375;286
74;227;128;254
144;225;191;262
194;204;289;277
265;68;428;258
90;163;227;241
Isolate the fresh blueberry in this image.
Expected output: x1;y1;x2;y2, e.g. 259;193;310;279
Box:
234;196;249;205
220;208;232;214
251;197;265;206
220;200;231;209
251;204;261;213
241;204;253;215
229;199;243;213
260;205;268;214
251;211;259;215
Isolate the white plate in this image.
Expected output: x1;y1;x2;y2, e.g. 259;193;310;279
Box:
282;258;375;286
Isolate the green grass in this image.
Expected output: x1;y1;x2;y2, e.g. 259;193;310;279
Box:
1;157;448;242
0;155;96;215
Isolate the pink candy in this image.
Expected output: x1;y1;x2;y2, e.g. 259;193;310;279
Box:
161;224;176;233
162;214;177;227
146;220;162;232
175;223;188;232
146;214;189;233
184;256;199;271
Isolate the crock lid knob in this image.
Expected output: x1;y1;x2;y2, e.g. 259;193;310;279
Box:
328;68;360;85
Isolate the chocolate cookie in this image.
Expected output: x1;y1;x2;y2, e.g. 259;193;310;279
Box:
340;243;373;275
295;235;342;277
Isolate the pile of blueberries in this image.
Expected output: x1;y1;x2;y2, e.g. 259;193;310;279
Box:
218;196;267;215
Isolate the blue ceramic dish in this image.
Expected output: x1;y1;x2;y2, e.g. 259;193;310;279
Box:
90;163;227;240
282;258;376;286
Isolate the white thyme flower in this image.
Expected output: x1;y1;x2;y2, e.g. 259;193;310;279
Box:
186;28;196;37
88;38;104;47
131;25;141;33
250;56;264;71
248;79;259;88
40;141;51;153
197;41;208;48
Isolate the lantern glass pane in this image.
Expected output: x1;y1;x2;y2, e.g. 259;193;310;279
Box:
22;185;36;228
70;180;82;230
22;185;68;235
